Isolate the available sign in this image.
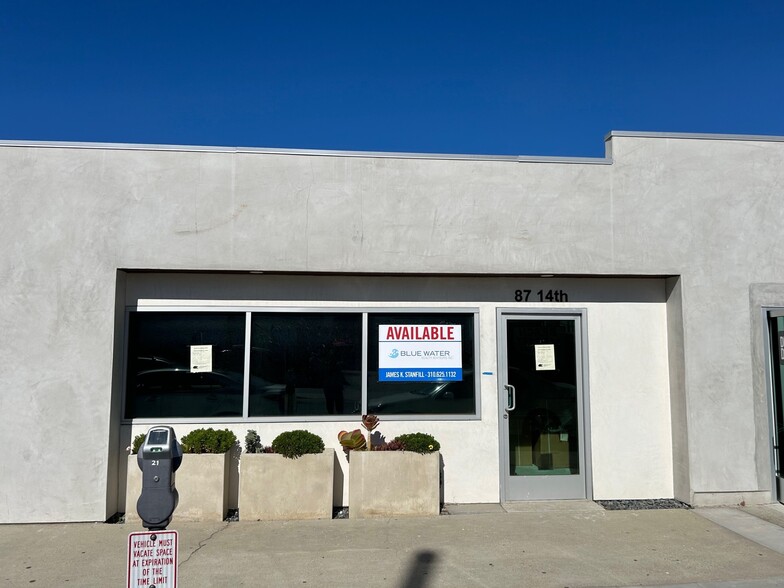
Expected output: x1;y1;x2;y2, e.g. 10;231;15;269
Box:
127;530;178;587
378;324;462;382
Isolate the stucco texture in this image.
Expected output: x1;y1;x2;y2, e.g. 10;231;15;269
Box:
2;134;784;521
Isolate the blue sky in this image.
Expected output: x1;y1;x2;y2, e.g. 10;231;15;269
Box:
1;1;782;157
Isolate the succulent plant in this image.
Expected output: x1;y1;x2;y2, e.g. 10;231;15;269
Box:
338;429;367;450
245;430;262;454
361;414;379;432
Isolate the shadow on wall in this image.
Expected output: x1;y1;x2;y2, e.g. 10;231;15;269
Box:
400;550;440;588
333;451;345;508
439;454;445;507
229;444;240;511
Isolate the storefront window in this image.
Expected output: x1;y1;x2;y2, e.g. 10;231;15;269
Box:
125;312;246;418
125;309;477;420
248;312;362;416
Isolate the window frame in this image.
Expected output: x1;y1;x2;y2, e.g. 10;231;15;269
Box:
366;310;479;417
122;305;480;424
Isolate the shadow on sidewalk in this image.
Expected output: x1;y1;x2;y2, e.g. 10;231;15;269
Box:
399;549;439;588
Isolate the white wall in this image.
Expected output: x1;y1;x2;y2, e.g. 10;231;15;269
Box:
587;303;673;499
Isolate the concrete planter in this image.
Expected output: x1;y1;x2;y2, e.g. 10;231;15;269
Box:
176;451;231;521
125;451;231;524
125;454;142;524
349;451;440;518
239;451;334;520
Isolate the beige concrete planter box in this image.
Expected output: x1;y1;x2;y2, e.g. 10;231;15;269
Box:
125;454;143;525
349;451;440;518
239;451;334;520
125;452;230;524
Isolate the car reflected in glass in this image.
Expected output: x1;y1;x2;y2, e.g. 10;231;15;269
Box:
131;368;244;417
366;371;475;415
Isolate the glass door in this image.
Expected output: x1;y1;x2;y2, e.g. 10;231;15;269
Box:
768;314;784;504
498;312;588;500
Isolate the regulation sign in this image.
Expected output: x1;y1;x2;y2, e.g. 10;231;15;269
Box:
127;530;178;588
378;324;462;381
190;344;212;373
534;344;556;371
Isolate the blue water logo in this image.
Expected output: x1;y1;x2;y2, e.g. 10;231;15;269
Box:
388;349;399;359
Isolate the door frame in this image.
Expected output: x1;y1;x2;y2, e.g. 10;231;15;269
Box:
763;308;784;504
496;307;593;502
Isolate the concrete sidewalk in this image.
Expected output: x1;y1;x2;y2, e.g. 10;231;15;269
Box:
2;502;784;587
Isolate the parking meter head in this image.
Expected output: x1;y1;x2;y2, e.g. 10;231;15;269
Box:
137;426;183;469
136;426;181;530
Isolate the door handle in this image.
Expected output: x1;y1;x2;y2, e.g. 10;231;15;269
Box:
504;384;516;413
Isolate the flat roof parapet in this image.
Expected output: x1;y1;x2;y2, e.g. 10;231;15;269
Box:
0;131;781;163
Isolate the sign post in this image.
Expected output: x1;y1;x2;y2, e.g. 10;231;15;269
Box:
127;530;178;588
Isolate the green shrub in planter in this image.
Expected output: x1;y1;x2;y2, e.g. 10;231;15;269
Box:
394;433;440;454
271;430;325;459
131;434;146;455
180;428;237;454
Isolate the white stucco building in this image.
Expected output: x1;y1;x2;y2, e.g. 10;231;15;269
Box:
2;131;783;523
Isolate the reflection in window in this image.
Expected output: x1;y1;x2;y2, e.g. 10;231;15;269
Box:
248;313;362;416
366;313;476;415
125;312;246;418
125;309;478;420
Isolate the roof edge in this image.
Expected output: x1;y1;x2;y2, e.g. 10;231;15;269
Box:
605;130;784;143
0;139;611;164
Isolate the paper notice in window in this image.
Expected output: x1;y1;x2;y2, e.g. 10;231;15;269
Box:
535;344;555;371
190;345;213;373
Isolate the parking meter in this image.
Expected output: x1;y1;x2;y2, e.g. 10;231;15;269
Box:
136;426;182;530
